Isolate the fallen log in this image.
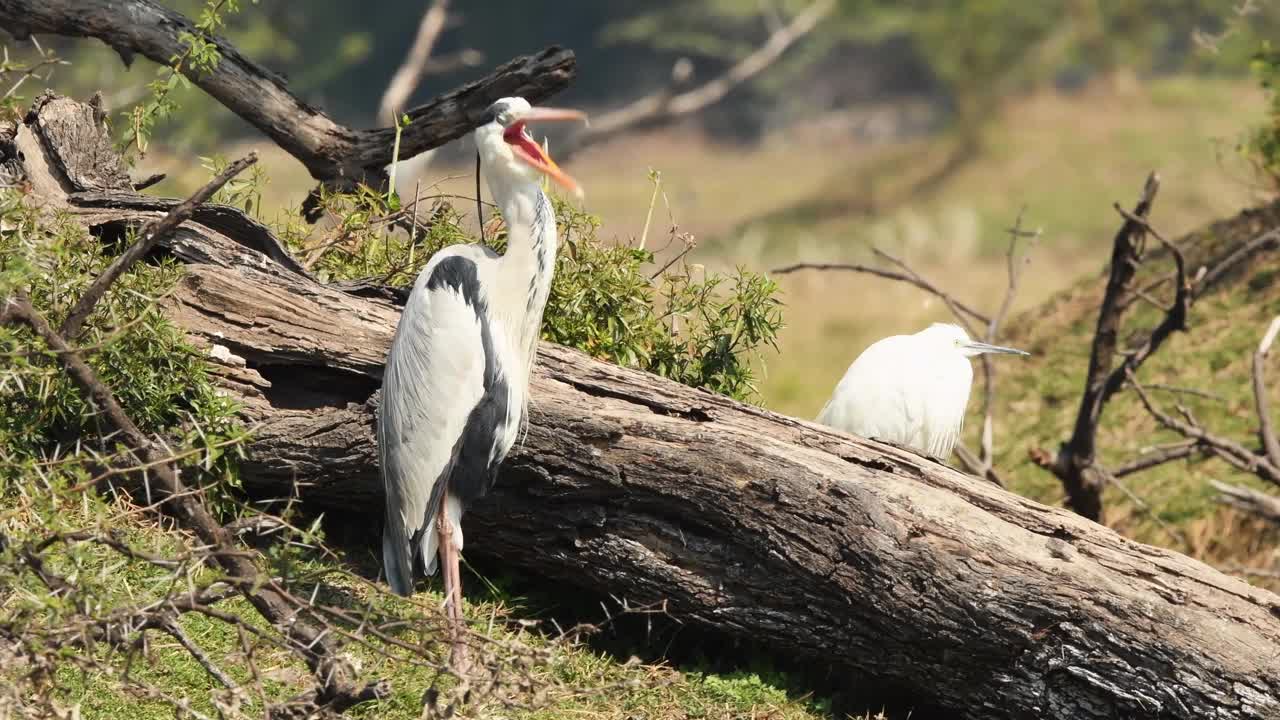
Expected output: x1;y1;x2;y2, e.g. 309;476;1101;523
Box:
13;95;1280;720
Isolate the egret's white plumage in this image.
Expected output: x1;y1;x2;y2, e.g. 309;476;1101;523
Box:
817;323;1028;458
377;98;585;666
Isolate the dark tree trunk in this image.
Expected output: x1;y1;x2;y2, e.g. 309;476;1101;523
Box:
9;96;1280;720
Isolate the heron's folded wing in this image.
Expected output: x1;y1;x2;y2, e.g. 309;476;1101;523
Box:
378;252;489;594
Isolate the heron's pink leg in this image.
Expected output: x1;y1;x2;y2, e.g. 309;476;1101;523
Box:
436;502;468;672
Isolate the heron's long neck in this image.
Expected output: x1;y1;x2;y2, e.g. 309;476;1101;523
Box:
491;180;557;373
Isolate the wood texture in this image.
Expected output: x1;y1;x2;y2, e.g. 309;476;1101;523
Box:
12;93;1280;720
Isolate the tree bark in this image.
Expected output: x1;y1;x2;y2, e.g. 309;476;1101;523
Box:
13;94;1280;720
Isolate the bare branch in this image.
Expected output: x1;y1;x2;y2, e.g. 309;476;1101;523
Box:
978;208;1041;468
159;615;240;693
59;152;258;339
1128;370;1280;486
564;0;835;155
377;0;453;127
1112;441;1198;477
768;260;991;327
1210;479;1280;524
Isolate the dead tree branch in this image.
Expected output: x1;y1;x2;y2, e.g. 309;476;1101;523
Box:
0;0;574;219
976;209;1041;472
770;258;991;328
1032;174;1163;520
1124;315;1280;495
562;0;835;156
376;0;483;127
1211;480;1280;524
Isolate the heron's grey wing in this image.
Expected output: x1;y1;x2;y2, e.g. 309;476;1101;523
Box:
378;251;489;597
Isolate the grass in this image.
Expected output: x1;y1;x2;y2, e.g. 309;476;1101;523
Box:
7;513;846;720
0;485;842;719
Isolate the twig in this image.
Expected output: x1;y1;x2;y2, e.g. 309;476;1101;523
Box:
953;443;1006;487
649;235;697;280
1209;479;1280;524
871;247;981;337
770;261;990;326
1112;441;1198;478
1102;468;1190;549
978;208;1041;468
1141;384;1226;402
159;615;240;692
1128;370;1280;486
58;152;258;339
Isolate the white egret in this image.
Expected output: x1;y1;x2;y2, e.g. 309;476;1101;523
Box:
377;97;586;666
816;323;1028;458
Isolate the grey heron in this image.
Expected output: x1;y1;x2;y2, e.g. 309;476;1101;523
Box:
377;97;586;666
816;323;1029;458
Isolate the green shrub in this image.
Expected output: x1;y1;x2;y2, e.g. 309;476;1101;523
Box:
295;182;784;402
0;191;244;514
1244;41;1280;189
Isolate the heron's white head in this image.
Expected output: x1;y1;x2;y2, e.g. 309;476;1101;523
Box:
920;323;1030;359
475;97;587;199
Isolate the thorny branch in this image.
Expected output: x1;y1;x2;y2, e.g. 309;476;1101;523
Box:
58;152;258;339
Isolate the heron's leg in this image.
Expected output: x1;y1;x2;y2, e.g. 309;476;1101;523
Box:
436;501;468;672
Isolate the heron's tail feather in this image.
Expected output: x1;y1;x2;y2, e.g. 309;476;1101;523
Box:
382;529;415;597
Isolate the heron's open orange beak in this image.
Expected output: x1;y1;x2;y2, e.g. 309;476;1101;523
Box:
503;107;588;197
